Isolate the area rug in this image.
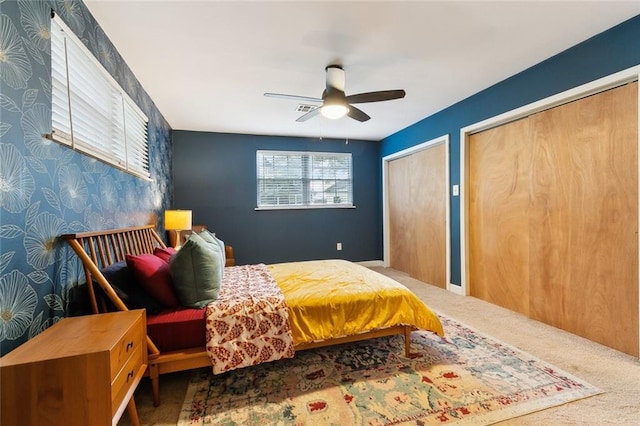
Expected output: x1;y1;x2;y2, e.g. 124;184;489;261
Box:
178;314;602;425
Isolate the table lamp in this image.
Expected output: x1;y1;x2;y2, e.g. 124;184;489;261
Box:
164;209;192;249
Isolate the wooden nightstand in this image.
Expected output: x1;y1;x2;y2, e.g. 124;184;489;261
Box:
0;310;147;426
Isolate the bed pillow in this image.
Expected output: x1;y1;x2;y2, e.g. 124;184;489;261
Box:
169;232;223;308
198;229;226;271
126;253;180;307
94;261;164;314
153;246;176;263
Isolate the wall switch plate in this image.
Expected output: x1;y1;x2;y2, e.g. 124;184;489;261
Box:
452;185;459;196
337;242;342;251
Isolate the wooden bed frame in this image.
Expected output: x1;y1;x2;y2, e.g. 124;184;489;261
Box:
62;225;413;407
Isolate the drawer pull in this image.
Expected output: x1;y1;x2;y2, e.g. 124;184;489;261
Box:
127;370;134;382
126;341;134;351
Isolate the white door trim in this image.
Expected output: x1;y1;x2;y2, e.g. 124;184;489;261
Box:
382;135;452;291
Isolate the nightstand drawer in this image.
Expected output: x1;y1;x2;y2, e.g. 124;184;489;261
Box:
110;314;144;379
111;342;144;417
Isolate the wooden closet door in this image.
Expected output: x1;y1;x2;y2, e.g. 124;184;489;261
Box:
389;144;447;288
468;118;532;315
468;82;638;356
529;82;638;356
389;157;414;276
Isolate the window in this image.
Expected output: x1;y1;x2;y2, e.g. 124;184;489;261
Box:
50;17;150;179
256;150;354;209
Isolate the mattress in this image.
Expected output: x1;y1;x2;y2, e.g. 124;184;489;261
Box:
148;259;443;353
147;307;206;352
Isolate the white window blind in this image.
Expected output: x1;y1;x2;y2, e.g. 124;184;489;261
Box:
50;17;149;179
257;150;353;209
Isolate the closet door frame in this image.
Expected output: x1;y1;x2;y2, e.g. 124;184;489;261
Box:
460;65;640;355
382;134;452;291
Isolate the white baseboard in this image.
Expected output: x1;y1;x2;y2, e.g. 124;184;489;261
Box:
447;283;465;295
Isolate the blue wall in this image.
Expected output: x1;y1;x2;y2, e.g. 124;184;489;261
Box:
381;14;640;286
172;131;381;265
0;0;172;354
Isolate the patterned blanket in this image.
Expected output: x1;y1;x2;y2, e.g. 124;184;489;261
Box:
205;264;295;374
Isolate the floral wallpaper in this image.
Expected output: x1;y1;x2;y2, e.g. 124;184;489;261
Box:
0;0;173;355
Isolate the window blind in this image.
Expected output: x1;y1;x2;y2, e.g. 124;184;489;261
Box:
50;17;149;179
257;150;353;209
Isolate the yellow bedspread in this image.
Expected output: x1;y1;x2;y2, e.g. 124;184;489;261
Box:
267;259;444;345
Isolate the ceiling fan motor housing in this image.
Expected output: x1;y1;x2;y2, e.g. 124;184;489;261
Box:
325;65;346;92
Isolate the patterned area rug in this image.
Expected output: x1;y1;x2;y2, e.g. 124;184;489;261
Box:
178;314;602;425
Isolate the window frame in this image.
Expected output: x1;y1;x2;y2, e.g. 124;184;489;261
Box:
256;150;355;210
49;16;150;180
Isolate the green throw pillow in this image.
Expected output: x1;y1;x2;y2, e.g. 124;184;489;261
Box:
199;229;226;268
169;232;223;308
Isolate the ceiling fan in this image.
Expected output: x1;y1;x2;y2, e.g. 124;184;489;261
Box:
264;65;406;122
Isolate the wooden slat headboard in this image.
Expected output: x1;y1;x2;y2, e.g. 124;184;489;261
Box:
61;226;165;315
61;225;165;355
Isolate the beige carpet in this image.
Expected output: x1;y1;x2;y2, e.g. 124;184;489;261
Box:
119;267;640;425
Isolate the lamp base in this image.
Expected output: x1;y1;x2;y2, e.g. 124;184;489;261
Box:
167;230;180;249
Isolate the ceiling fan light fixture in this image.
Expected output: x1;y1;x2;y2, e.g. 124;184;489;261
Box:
321;103;349;119
266;64;405;123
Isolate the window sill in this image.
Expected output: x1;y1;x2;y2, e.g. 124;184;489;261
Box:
255;205;356;211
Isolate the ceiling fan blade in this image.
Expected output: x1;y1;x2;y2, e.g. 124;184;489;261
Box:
264;93;322;103
296;106;321;122
346;105;370;122
345;89;406;104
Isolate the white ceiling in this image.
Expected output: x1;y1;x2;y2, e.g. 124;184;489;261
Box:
84;1;640;141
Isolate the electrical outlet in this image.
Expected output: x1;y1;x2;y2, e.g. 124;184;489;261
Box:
336;242;342;251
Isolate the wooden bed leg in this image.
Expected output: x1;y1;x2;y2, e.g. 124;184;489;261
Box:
404;327;412;357
149;363;161;407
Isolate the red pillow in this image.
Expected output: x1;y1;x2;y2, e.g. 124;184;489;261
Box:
126;253;179;307
153;247;176;263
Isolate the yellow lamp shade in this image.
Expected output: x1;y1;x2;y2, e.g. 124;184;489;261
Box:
164;210;192;231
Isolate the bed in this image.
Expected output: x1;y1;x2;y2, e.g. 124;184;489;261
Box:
62;225;443;406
